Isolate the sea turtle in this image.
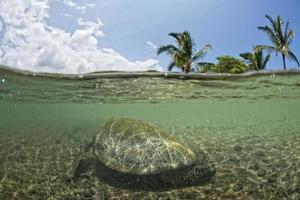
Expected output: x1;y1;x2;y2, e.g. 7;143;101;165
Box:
73;118;215;189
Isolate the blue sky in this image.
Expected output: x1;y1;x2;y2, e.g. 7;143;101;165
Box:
0;0;299;73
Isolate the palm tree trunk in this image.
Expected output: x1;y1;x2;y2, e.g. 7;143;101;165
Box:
185;62;192;73
183;63;189;73
282;54;286;70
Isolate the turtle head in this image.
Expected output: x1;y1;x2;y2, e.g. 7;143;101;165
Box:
180;151;215;186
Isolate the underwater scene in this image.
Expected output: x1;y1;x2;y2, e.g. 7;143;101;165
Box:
0;68;300;199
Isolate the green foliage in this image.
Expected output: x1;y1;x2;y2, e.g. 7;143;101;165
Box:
213;56;247;74
240;46;271;70
195;62;215;72
157;31;212;73
258;15;299;69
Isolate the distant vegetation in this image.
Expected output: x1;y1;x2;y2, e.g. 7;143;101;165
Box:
158;15;299;73
240;46;270;71
214;56;247;74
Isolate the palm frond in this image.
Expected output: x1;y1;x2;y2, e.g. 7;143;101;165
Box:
182;31;193;58
287;51;300;67
241;47;270;70
276;15;284;43
256;45;277;54
240;52;253;60
168;32;181;41
167;62;176;71
284;20;290;42
286;30;295;45
265;15;276;31
168;32;184;48
252;50;261;70
263;15;284;44
240;52;255;68
157;45;178;55
191;44;212;62
172;51;185;68
262;54;271;69
258;26;279;46
254;45;264;51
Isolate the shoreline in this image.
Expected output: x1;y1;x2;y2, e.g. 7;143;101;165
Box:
1;64;300;80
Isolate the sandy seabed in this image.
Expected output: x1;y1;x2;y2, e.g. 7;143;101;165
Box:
0;118;299;200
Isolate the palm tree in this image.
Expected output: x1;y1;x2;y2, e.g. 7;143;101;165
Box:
257;15;299;70
157;31;212;73
240;46;271;70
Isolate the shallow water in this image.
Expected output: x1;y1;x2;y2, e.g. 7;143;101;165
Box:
1;69;300;199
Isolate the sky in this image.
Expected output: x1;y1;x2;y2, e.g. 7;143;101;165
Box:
0;0;299;74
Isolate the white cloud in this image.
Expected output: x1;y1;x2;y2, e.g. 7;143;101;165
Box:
0;0;161;74
64;0;76;8
61;13;71;17
77;18;104;38
86;3;95;8
63;0;87;13
146;41;158;50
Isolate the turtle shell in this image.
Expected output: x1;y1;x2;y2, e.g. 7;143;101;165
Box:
93;118;196;175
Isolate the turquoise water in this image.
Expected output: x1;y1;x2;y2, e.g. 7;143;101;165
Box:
0;68;300;199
